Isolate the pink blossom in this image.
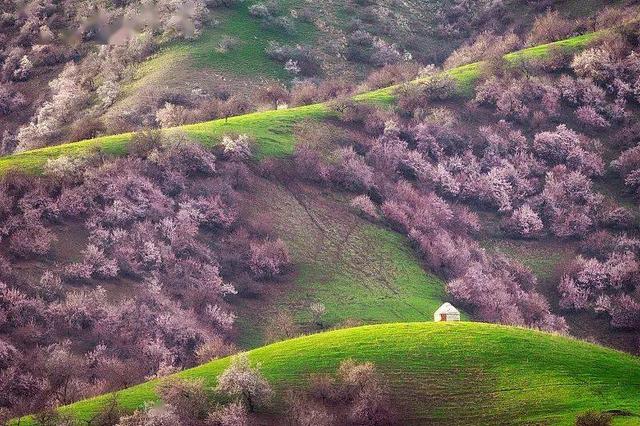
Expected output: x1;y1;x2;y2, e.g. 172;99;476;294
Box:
505;204;543;238
576;105;610;128
249;239;291;279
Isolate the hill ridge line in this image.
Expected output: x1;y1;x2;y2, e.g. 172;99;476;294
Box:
0;31;599;174
14;321;640;425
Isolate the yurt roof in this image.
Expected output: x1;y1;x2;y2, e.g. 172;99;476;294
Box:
435;302;460;315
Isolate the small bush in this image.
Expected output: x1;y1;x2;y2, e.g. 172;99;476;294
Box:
156;102;190;128
285;392;334;426
420;73;457;101
249;2;276;19
157;377;210;422
221;134;253;162
527;10;579;46
8;225;57;258
0;84;26;116
68;116;105;142
257;84;289;109
503;205;544;238
445;31;521;69
332;147;375;191
575;411;613;426
290;81;321;106
265;42;320;76
249;239;291;279
207;401;248;426
129;130;162;158
330;99;377;124
216;35;240;53
350;195;379;220
216;353;273;412
346;30;375;63
337;359;393;425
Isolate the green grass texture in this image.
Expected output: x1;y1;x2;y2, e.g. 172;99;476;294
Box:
16;322;640;425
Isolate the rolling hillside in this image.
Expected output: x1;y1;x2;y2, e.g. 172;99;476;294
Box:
3;3;640;424
112;0;592;119
234;179;454;347
0;30;609;352
16;322;640;425
0;31;600;352
2;0;612;150
107;1;319;124
0;31;599;175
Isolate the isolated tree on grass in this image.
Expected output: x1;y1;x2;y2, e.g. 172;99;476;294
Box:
309;302;327;329
258;84;289;109
265;311;300;343
222;95;254;123
216;353;273;412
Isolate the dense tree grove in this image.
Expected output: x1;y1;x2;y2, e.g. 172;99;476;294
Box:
290;22;640;336
560;232;640;329
442;24;640;334
0;134;291;419
292;116;567;331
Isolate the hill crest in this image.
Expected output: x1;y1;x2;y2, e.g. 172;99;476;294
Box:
18;322;640;425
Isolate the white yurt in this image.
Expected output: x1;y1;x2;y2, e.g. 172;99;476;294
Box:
433;302;461;322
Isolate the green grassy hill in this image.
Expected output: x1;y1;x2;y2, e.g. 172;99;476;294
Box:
0;31;599;175
18;322;640;425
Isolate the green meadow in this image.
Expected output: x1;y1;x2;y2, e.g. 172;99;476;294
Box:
17;322;640;425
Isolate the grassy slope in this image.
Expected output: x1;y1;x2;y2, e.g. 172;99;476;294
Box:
119;2;317;99
0;32;599;175
17;322;640;425
138;7;314;78
234;180;455;348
